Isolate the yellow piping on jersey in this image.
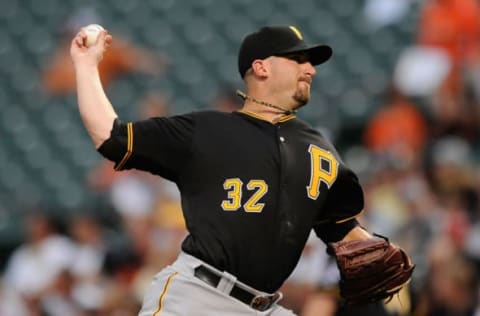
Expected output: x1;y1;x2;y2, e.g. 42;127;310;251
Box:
314;209;363;225
277;114;296;123
152;272;178;316
335;209;364;224
237;110;296;123
115;122;133;171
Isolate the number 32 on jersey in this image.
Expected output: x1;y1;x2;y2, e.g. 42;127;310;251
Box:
220;144;339;212
221;179;268;212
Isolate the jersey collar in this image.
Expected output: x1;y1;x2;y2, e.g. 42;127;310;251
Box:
236;110;296;124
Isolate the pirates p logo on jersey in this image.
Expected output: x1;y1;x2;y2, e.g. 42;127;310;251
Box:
306;144;339;200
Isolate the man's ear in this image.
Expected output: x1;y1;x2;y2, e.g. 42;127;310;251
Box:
251;59;269;78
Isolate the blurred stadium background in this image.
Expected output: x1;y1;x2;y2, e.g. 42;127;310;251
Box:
1;0;480;315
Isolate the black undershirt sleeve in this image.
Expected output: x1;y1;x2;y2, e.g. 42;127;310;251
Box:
314;219;359;244
312;165;364;243
320;167;364;223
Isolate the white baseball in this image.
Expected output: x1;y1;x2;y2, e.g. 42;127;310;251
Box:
83;24;104;47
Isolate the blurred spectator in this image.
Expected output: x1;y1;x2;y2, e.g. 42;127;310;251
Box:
391;0;480;97
426;136;476;198
0;282;30;316
417;0;480;97
40;269;82;316
415;237;478;315
41;6;167;96
362;163;415;236
2;211;76;314
465;221;480;285
212;85;244;112
363;0;413;29
68;213;109;313
364;86;428;165
393;46;451;97
418;0;480;70
68;213;106;282
136;92;171;119
428;84;480;145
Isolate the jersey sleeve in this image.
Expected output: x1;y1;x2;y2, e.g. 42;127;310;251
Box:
97;114;195;181
317;165;364;223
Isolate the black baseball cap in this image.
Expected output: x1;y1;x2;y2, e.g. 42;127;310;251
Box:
238;25;333;78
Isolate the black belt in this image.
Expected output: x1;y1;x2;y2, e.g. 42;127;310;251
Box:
194;265;280;312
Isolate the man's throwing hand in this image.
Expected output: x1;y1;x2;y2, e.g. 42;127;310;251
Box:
70;25;112;67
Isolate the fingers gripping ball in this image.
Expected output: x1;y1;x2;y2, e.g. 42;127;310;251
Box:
83;24;104;47
327;234;414;305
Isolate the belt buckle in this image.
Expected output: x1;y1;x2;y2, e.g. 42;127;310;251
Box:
250;293;280;312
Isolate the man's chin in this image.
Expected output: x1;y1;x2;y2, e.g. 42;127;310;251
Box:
294;86;311;105
293;94;310;109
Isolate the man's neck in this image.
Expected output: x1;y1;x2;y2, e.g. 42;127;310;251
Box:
236;90;295;123
241;101;293;123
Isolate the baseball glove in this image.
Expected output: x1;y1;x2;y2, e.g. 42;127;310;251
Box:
327;234;414;305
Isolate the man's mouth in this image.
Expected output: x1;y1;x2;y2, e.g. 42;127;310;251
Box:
299;77;311;85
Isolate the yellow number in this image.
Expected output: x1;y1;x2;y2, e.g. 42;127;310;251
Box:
244;180;268;212
221;179;268;212
307;145;339;200
221;178;243;211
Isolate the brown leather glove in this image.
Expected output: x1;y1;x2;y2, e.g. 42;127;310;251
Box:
327;234;414;305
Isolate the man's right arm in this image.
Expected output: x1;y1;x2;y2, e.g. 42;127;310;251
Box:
70;28;117;148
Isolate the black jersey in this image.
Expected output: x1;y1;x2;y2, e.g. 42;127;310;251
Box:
98;110;364;292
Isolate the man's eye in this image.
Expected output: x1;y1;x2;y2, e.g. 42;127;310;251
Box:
283;54;309;63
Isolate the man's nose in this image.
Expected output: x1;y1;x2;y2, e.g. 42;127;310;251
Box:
304;62;316;77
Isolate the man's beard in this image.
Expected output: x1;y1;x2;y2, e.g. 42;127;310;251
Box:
292;85;310;109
